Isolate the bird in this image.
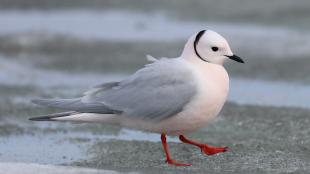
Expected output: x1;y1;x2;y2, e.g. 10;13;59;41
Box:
30;29;244;166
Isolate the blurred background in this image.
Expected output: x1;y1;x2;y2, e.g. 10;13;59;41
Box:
1;0;310;173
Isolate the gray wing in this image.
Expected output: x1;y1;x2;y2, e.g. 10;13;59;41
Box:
34;58;197;121
82;58;197;121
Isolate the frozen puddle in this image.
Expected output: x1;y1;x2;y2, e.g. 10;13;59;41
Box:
0;125;177;165
0;10;306;41
0;10;260;41
229;78;310;109
0;162;131;174
0;55;124;89
0;133;85;164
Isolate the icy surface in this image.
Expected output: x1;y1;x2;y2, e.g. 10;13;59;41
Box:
0;162;131;174
0;11;310;60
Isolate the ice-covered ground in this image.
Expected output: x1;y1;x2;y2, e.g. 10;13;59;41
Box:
0;162;127;174
0;10;310;60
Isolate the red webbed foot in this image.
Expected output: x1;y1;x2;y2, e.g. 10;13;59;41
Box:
200;145;228;156
179;135;228;156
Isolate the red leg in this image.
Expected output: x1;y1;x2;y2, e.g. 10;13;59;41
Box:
179;135;228;156
161;133;192;166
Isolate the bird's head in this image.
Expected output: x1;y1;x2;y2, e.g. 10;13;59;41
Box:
182;30;244;65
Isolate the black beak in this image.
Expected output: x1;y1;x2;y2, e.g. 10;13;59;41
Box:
226;55;244;63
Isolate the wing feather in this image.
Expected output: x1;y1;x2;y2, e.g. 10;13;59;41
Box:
33;58;197;121
82;58;197;121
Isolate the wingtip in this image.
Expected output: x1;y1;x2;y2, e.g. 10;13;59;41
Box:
29;116;55;121
31;98;43;105
29;111;76;121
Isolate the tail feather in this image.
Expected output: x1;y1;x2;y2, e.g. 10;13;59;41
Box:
32;98;119;114
29;111;77;121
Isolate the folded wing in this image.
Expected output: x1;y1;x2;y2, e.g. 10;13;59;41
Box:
34;58;197;121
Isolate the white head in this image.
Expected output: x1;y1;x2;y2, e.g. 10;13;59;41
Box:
182;30;244;65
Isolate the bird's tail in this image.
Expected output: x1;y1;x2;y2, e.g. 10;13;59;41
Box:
29;111;77;121
30;98;117;122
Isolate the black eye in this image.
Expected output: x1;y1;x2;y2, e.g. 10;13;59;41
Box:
211;47;219;52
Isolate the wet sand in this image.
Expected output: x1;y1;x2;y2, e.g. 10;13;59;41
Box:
1;101;310;173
